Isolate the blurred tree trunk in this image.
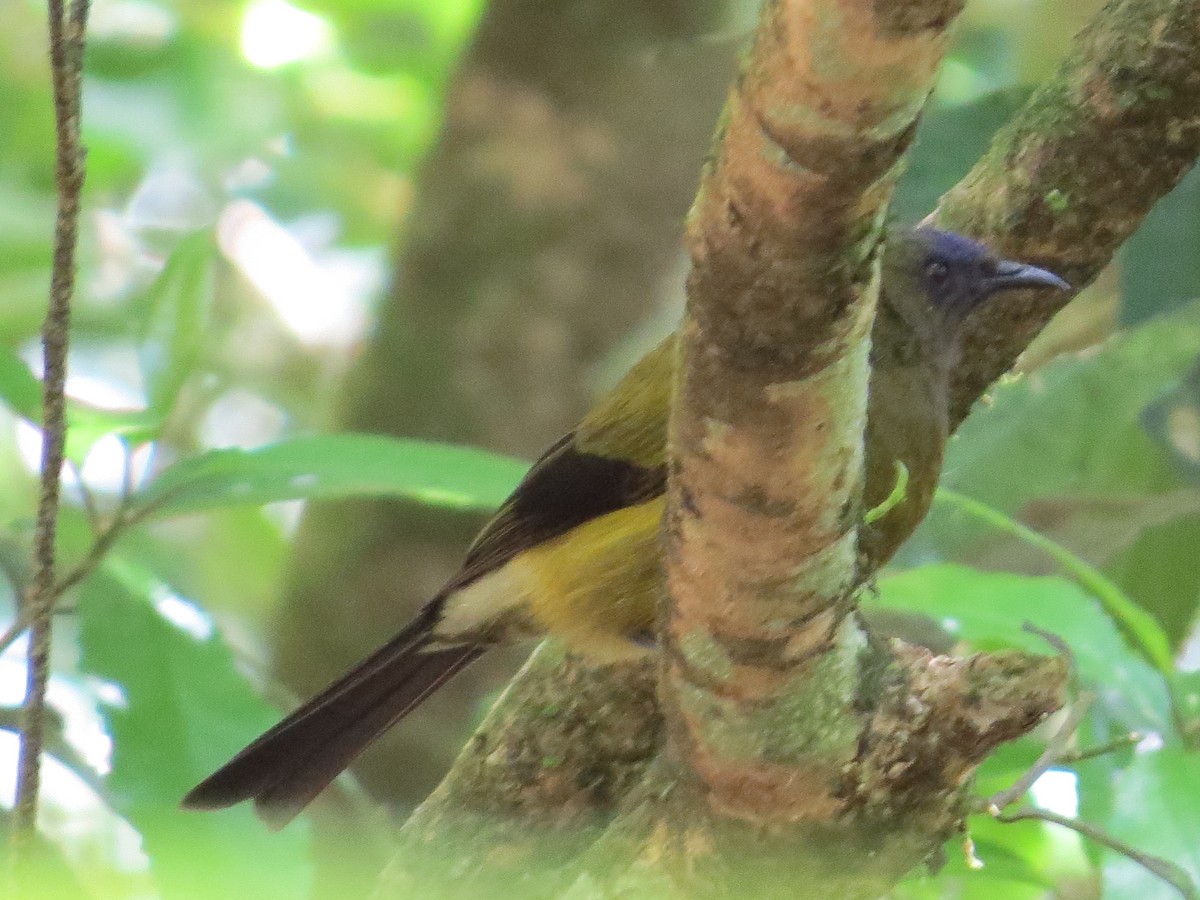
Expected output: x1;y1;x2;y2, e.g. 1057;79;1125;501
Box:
272;0;735;810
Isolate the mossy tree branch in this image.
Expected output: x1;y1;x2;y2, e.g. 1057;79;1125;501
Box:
932;0;1200;425
660;0;959;822
380;0;1200;892
571;1;1064;893
381;0;1066;894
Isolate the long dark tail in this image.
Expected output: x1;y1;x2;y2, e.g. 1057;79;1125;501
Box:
181;602;482;828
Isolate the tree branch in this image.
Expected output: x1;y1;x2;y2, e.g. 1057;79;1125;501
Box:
383;0;1199;890
380;1;1058;895
995;808;1199;900
661;0;959;822
9;0;90;868
933;0;1200;426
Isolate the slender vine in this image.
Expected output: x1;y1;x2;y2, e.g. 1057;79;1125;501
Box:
9;0;92;866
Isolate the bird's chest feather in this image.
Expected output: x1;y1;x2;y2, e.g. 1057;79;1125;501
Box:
436;497;665;662
861;356;949;565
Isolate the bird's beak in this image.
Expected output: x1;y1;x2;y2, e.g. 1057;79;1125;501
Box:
988;259;1071;294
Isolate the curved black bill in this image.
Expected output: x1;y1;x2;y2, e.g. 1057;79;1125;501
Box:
988;259;1071;294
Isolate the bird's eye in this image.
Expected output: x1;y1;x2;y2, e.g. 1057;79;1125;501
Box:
925;259;950;283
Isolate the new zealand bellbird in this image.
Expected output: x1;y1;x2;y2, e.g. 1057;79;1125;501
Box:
182;226;1068;826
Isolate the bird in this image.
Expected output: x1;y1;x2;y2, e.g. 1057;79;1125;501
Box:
181;226;1068;827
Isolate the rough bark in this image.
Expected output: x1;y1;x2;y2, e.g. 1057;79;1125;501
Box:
382;0;1200;873
273;0;734;809
567;0;1062;892
378;0;1074;895
659;0;956;826
932;0;1200;426
369;0;1200;897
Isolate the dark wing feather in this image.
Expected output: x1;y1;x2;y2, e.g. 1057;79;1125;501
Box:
183;433;664;826
182;603;481;828
449;430;666;591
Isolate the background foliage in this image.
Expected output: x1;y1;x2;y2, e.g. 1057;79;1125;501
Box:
1;0;1198;896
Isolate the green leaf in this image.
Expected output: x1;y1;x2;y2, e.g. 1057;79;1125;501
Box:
0;815;91;899
920;303;1200;542
78;559;312;899
135;230;217;415
933;489;1174;675
1123;164;1200;325
0;344;43;420
908;303;1200;639
1172;671;1200;749
870;565;1172;734
893;819;1058;899
1103;747;1200;899
133;434;528;518
63;402;161;463
893;87;1032;222
1107;514;1200;651
0;345;160;461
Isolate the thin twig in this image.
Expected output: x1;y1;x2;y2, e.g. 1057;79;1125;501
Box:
985;692;1095;813
995;807;1199;900
0;444;187;663
52;505;150;597
0;617;29;660
0;494;153;661
1058;732;1142;764
10;0;91;865
980;629;1191;899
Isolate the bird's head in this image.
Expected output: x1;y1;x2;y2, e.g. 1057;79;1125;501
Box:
881;226;1069;349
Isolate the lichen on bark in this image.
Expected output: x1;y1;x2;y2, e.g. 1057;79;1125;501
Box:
933;0;1200;426
374;0;1200;894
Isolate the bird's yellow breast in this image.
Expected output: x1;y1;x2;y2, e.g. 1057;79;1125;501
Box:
509;496;666;661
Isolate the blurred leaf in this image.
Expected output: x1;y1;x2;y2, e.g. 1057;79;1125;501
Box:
893;87;1031;221
0;812;91;899
1122;165;1200;325
933;489;1174;674
0;345;160;460
135;230;218;415
76;132;144;188
1172;671;1200;749
0;345;44;420
975;491;1200;582
943;491;1200;658
78;558;312;899
133;434;528;518
911;302;1200;563
1107;514;1200;651
870;565;1173;734
892;876;1045;900
0;269;56;345
1141;356;1200;486
1102;747;1200;899
118;506;289;628
0;184;55;246
893;818;1057;900
973;734;1060;800
63;403;161;463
